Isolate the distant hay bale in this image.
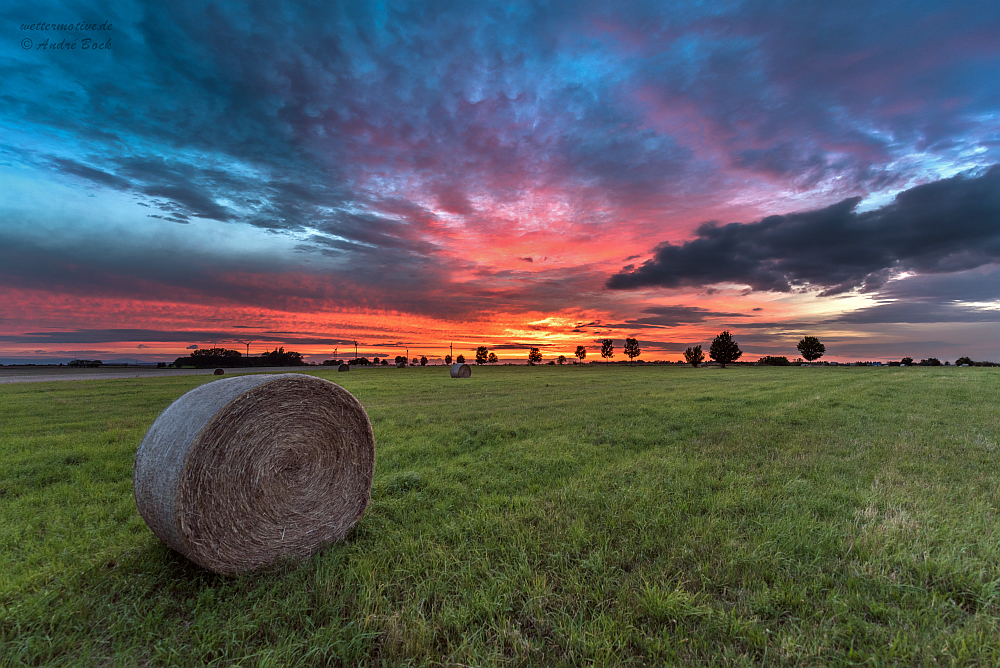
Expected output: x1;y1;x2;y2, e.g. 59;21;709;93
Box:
133;374;374;575
338;364;350;372
450;363;471;378
214;368;225;375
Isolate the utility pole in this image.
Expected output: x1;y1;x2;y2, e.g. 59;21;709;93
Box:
354;340;358;360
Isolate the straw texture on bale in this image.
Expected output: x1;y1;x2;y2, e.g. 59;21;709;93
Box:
214;368;225;375
134;373;374;575
450;363;472;378
338;364;349;372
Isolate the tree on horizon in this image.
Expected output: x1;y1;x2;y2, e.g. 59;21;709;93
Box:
575;345;587;363
528;348;542;365
624;338;640;366
797;336;826;362
709;331;742;368
475;346;489;365
600;339;614;365
684;345;705;367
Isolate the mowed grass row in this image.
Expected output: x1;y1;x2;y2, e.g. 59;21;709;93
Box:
2;365;1000;666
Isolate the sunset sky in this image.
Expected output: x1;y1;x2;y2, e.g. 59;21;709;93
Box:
3;0;999;364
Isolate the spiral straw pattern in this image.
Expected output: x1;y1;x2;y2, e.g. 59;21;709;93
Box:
134;374;374;574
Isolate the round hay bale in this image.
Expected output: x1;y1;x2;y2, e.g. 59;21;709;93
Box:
450;363;471;378
214;368;225;375
338;363;350;372
133;373;374;575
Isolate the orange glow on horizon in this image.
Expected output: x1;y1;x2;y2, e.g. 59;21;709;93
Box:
0;281;894;364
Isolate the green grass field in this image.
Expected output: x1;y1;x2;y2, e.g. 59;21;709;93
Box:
3;365;1000;666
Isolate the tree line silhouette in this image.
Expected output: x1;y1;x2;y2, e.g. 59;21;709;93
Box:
172;347;306;368
175;338;990;370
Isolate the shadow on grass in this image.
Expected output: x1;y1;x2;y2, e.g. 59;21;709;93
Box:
3;533;368;666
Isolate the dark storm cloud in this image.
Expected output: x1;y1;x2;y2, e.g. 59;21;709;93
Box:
141;185;231;221
607;165;1000;294
146;214;189;224
50;158;130;190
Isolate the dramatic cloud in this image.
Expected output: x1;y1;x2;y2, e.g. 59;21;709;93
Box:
2;0;998;362
607;166;1000;295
